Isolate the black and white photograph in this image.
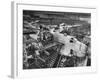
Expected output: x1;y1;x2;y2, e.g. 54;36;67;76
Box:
23;10;91;69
